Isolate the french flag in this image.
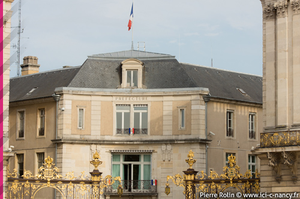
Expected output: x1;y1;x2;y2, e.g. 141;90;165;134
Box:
128;3;133;31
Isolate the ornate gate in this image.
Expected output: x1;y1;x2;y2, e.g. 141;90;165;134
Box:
6;151;123;199
165;151;260;199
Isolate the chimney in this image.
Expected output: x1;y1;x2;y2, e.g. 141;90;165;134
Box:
21;56;40;76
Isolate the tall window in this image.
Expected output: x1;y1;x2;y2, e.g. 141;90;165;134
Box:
116;105;130;134
116;104;148;135
225;153;236;166
78;108;84;129
179;108;185;129
17;111;25;138
134;105;148;134
112;154;151;191
17;154;24;178
248;155;256;177
249;113;256;139
127;70;138;87
226;110;234;137
38;108;45;136
37;152;44;169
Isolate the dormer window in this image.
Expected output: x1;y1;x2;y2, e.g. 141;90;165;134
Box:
121;59;143;88
127;70;138;87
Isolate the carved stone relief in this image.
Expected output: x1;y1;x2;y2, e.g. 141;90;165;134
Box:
291;0;300;14
274;1;288;18
282;151;298;182
267;151;298;183
162;144;172;162
268;152;282;182
264;3;276;20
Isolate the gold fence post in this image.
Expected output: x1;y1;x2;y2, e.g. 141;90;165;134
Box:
184;150;198;199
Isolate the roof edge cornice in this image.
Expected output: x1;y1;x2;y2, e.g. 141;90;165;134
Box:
54;87;209;96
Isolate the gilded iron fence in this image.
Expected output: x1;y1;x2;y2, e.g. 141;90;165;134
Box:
165;151;260;199
7;151;123;199
105;180;157;194
260;131;300;147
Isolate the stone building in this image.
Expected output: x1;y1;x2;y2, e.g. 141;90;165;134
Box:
254;0;300;194
9;50;262;198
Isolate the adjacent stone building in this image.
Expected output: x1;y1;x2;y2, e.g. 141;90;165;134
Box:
9;50;262;198
254;0;300;194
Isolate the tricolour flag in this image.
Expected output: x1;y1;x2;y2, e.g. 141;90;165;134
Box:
128;3;133;31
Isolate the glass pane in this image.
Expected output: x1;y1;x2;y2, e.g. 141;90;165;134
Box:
134;112;140;129
252;156;255;163
143;165;151;180
144;155;151;162
142;112;148;128
133;70;138;86
112;155;120;162
248;155;251;163
116;112;122;128
134;107;147;111
112;164;120;177
124;155;140;162
252;165;255;172
180;109;185;127
78;109;84;128
127;70;131;84
124;112;130;129
116;105;130;111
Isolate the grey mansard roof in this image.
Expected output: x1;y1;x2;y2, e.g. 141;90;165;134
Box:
9;50;262;104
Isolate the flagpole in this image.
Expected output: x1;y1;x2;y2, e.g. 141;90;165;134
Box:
131;0;134;50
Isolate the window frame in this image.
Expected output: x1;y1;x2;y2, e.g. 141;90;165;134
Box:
178;107;186;130
77;107;85;130
248;155;256;177
226;110;234;138
16;153;25;178
16;110;25;139
111;153;152;191
37;108;46;137
36;152;45;170
249;113;256;140
115;103;149;135
126;69;138;87
121;59;144;88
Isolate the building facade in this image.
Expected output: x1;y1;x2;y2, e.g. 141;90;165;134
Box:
9;50;262;198
254;0;300;194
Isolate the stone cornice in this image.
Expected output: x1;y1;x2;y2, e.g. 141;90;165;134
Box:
51;138;211;145
9;97;55;107
291;0;300;14
263;3;276;20
274;1;288;18
4;0;14;3
263;0;291;20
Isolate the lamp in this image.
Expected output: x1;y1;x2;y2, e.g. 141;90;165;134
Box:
165;182;170;195
117;184;123;197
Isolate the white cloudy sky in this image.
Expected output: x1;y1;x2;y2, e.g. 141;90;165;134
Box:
10;0;263;77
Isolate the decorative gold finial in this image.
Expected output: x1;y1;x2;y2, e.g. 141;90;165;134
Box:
228;155;236;168
90;151;102;170
185;150;196;169
45;156;54;168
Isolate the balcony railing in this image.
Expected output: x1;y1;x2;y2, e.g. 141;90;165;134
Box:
260;131;300;147
116;128;148;135
105;180;157;194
